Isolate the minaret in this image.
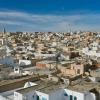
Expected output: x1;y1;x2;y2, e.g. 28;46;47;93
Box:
4;27;6;35
3;27;6;45
5;27;8;44
3;27;8;56
2;27;6;37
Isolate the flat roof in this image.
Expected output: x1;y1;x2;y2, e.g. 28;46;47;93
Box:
0;75;41;93
6;94;14;100
17;80;58;94
17;79;100;94
37;60;56;64
67;81;100;93
38;83;66;94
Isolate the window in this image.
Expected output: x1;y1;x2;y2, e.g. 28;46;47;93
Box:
42;97;47;100
15;68;18;71
33;95;34;99
74;96;77;100
77;69;80;74
37;95;39;100
69;95;73;100
64;93;68;96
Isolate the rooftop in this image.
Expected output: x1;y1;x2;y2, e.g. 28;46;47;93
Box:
68;80;100;92
16;78;100;94
37;60;56;64
0;75;42;93
17;80;60;94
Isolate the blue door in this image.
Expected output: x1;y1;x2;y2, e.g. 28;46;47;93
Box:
42;97;47;100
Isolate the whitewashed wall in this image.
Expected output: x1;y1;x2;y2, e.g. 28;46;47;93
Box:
14;92;23;100
19;60;31;66
36;91;49;100
64;89;96;100
49;89;64;100
85;93;95;100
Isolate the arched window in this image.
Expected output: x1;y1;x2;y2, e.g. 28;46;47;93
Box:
64;93;68;96
69;95;73;100
37;95;39;100
74;96;77;100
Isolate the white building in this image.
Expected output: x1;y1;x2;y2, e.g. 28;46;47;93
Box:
82;47;100;58
19;60;31;66
13;81;96;100
0;80;98;100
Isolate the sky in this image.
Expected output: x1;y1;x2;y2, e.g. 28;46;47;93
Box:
0;0;100;32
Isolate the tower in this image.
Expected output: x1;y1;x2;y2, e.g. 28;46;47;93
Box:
4;27;6;35
3;27;8;56
2;27;6;37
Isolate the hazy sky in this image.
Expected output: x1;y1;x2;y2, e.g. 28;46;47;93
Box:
0;0;100;32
